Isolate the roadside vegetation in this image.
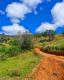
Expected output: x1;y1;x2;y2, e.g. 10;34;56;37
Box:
0;51;41;79
42;36;64;55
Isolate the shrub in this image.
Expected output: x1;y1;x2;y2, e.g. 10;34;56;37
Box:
0;43;21;57
5;46;21;57
9;69;20;77
7;39;18;46
21;38;33;50
0;54;7;61
17;33;33;51
43;30;56;41
43;45;64;55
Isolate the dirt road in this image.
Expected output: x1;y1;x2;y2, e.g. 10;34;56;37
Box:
28;48;64;80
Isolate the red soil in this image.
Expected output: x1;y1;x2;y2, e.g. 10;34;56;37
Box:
28;48;64;80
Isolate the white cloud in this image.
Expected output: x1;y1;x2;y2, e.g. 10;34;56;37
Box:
2;24;28;35
10;18;20;23
36;23;55;33
0;10;5;15
6;2;31;23
22;0;42;9
51;2;64;27
6;0;43;23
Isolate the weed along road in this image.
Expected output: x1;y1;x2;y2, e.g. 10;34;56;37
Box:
27;48;64;80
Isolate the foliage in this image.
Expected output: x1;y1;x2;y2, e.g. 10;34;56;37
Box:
7;39;18;46
9;69;20;77
0;43;21;58
0;55;7;61
6;46;21;57
0;51;41;79
33;33;43;38
43;30;56;41
42;37;64;55
43;30;56;36
17;32;33;51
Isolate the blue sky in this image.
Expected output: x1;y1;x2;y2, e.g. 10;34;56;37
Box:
0;0;64;35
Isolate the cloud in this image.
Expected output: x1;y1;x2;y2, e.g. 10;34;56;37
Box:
36;23;55;33
6;2;31;23
51;2;64;27
2;24;28;35
10;18;21;23
0;10;5;15
6;0;42;23
22;0;42;9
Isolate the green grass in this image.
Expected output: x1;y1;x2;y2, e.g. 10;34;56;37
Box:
41;36;64;54
0;51;41;79
39;36;64;47
47;36;64;47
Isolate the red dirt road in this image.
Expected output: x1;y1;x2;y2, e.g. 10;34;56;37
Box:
28;48;64;80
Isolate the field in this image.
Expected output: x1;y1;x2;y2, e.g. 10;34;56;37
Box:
0;51;41;80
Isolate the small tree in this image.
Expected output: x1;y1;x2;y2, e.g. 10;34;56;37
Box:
21;32;33;50
43;30;56;41
17;31;33;51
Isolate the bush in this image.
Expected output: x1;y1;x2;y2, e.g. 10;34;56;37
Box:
5;46;21;57
21;38;33;50
7;39;18;46
9;69;20;77
17;33;33;51
43;45;64;55
0;54;7;61
0;43;21;57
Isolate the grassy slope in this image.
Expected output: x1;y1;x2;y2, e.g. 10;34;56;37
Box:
43;35;64;47
0;51;41;79
38;35;64;55
33;35;64;54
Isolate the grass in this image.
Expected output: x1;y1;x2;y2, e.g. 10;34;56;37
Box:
0;51;41;79
45;36;64;47
41;36;64;55
39;35;64;46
